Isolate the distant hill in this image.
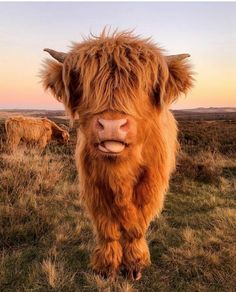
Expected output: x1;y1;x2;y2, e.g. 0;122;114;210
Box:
173;107;236;113
0;109;66;120
0;107;236;121
172;108;236;121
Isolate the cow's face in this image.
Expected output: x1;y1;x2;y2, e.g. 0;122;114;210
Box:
42;33;193;160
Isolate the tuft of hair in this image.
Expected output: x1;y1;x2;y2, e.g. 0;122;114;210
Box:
42;30;169;119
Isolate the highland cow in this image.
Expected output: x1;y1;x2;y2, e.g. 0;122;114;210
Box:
5;116;69;151
42;31;193;280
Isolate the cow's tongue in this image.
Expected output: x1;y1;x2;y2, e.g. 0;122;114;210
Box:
99;141;125;153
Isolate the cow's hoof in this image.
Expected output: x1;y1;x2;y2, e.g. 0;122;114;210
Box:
99;271;109;280
121;268;142;281
132;269;142;280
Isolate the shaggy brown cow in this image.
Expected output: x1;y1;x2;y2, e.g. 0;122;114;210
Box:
5;116;69;151
42;31;193;280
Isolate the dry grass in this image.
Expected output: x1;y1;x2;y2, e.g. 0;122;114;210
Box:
176;151;220;183
0;116;236;291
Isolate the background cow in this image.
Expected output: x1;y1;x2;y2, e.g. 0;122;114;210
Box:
42;31;193;280
5;116;69;151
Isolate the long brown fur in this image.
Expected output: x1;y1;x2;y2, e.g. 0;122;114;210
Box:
5;116;69;151
41;30;193;278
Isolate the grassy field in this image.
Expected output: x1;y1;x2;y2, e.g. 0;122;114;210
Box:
0;112;236;291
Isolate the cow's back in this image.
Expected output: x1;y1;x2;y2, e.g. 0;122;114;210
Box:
5;116;52;142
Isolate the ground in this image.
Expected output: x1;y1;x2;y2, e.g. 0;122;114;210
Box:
0;110;236;291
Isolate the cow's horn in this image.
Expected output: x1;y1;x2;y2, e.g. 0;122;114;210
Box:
166;54;190;62
44;48;67;63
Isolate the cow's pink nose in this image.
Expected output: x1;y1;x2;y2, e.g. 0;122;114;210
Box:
97;118;128;132
96;118;129;142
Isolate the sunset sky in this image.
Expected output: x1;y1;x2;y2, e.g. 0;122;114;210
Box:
0;2;236;110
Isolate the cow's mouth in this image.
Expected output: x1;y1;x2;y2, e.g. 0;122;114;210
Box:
96;140;128;154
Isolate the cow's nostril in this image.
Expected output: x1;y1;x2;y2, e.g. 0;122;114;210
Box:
120;119;128;131
97;119;105;130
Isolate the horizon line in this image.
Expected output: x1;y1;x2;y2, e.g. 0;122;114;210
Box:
0;106;236;111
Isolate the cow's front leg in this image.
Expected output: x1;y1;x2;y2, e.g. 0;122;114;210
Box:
120;169;156;280
114;191;150;279
89;212;122;279
121;234;150;280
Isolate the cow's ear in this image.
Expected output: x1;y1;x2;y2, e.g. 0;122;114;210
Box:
42;49;81;119
164;54;193;104
41;59;66;104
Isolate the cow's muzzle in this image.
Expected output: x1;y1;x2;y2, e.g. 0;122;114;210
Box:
95;118;129;154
